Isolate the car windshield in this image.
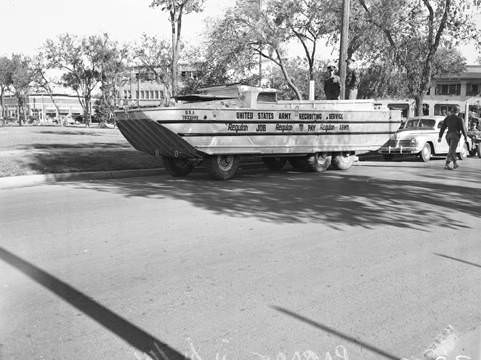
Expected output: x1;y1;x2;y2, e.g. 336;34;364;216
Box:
402;118;436;129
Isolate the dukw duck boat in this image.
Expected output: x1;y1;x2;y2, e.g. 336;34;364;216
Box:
116;85;401;180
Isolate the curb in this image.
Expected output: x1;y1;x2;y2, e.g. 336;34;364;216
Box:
0;168;164;189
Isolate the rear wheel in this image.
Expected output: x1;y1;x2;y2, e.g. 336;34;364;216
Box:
420;143;432;162
383;154;394;161
306;152;332;172
207;155;239;180
162;157;194;177
262;157;287;171
477;144;481;158
332;153;355;170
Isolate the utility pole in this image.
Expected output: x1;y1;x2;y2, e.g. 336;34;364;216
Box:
258;0;263;87
339;0;350;100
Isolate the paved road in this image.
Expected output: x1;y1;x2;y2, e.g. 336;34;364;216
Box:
1;158;480;360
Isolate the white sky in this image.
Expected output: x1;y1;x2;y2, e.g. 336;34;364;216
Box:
0;0;479;64
0;0;236;56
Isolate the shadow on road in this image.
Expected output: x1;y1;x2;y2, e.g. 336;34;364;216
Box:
39;130;103;136
72;167;480;230
17;143;130;150
271;306;399;360
0;247;189;360
434;253;481;269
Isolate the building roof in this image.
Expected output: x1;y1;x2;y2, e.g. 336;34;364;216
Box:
436;65;481;80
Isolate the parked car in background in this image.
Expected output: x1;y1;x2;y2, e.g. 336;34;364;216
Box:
378;116;469;162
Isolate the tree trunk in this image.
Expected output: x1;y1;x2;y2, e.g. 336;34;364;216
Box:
415;94;424;117
171;13;178;98
0;88;5;125
276;50;302;100
84;95;91;127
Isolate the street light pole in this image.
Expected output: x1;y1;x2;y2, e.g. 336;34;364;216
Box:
339;0;350;100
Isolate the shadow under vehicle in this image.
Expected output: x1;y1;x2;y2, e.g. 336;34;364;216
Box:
378;116;470;162
115;85;401;180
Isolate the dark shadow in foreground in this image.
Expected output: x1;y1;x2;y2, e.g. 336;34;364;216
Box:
434;253;481;269
69;166;481;230
0;247;188;360
272;306;400;360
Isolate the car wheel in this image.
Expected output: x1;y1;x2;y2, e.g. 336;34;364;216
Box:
420;143;432;162
332;153;355;170
383;154;394;161
207;155;239;180
477;144;481;158
306;152;332;172
162;157;194;177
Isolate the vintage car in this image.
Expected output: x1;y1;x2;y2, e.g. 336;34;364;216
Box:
378;116;469;162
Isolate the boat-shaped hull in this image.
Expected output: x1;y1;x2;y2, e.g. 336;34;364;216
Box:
116;103;400;157
115;86;401;179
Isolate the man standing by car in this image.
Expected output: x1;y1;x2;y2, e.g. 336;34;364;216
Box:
438;105;468;169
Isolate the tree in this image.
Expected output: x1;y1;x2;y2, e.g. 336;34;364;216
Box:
0;57;14;123
357;0;479;114
31;53;62;124
132;34;172;103
149;0;205;97
207;0;305;99
43;33;121;126
270;0;338;91
357;47;466;99
11;55;35;126
96;37;129;124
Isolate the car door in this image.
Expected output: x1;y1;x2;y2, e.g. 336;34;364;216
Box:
435;120;449;154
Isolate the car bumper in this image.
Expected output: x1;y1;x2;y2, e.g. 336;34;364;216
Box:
378;146;420;154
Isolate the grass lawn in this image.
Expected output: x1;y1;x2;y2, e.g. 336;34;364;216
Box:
0;125;162;177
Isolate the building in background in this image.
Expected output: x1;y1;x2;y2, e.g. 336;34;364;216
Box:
116;64;200;107
1;93;85;124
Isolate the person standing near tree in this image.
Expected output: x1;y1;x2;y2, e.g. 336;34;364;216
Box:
324;64;340;100
438;105;468;170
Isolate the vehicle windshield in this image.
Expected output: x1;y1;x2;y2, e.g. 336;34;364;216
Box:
401;118;436;129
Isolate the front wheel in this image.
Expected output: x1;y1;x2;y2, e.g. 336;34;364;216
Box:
207;155;240;180
332;153;355;170
419;143;432;162
306;152;332;172
162;157;194;177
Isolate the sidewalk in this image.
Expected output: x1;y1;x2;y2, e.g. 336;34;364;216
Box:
0;168;164;189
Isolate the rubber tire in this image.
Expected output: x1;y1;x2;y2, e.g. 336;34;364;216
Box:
262;157;287;171
306;153;332;172
419;143;432;162
207;155;240;180
332;154;355;170
162;157;194;177
383;154;394;161
477;144;481;158
458;142;468;160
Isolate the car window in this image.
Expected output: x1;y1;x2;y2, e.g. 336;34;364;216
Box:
404;119;419;128
418;119;435;128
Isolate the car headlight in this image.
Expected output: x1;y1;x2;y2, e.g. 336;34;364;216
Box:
410;138;417;145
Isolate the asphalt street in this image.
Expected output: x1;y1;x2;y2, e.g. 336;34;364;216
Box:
1;158;480;360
